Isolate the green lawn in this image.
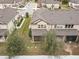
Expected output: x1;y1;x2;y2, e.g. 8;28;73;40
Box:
0;42;7;55
60;4;71;10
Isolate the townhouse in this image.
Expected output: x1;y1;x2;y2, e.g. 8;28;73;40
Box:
0;8;18;42
37;0;60;9
30;8;79;42
0;0;23;9
69;0;79;9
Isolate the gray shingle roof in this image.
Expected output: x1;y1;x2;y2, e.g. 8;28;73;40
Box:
54;29;78;36
74;6;79;8
70;0;79;4
41;0;60;4
0;8;17;24
32;8;79;25
14;0;22;3
32;29;78;36
0;0;22;4
0;0;14;4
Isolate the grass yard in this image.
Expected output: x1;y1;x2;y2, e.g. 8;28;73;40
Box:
0;42;7;55
60;4;71;10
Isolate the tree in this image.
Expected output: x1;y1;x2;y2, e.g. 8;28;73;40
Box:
6;31;26;59
26;12;29;18
35;0;38;2
61;0;69;4
41;30;64;55
24;0;29;2
29;28;32;38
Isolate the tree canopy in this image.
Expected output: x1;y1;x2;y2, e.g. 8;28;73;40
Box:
6;31;26;56
41;30;64;55
62;0;69;4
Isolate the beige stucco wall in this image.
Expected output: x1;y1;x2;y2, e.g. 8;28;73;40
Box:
30;20;79;31
37;21;47;25
0;4;4;9
42;3;59;9
30;21;51;30
4;4;12;7
7;19;15;33
53;4;59;9
30;21;65;30
46;4;52;8
0;37;5;42
69;2;79;9
46;4;59;9
51;25;65;29
0;25;7;29
0;4;13;9
55;25;65;29
69;2;72;7
30;21;47;29
51;25;54;29
74;25;79;30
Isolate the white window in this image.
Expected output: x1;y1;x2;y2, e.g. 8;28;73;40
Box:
65;24;74;28
38;24;46;28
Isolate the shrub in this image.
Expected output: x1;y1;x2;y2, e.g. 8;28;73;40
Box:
6;32;25;56
62;0;69;4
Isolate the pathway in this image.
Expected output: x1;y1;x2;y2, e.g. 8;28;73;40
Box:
64;42;78;55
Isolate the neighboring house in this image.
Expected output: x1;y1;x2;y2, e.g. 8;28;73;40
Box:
0;8;18;42
30;8;79;42
18;2;38;16
37;0;60;9
17;1;41;17
69;0;79;9
0;0;22;9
